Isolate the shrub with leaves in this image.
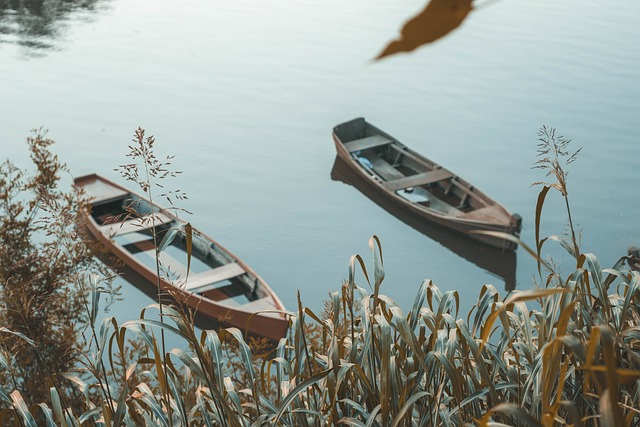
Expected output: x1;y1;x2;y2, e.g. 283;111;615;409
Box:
0;130;116;414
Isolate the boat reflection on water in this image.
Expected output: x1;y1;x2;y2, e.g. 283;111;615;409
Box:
330;156;517;291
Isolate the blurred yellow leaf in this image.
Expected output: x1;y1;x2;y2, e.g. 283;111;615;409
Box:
376;0;473;60
581;366;640;386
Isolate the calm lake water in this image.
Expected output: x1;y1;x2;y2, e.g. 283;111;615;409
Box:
2;0;639;328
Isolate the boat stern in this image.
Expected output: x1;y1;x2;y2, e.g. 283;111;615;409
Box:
510;213;523;236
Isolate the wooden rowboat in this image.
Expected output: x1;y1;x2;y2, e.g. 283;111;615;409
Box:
74;174;289;341
332;118;522;250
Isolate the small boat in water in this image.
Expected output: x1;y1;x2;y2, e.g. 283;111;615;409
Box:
332;118;522;250
74;174;288;341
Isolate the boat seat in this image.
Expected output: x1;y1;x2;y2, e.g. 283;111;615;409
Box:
100;212;174;237
369;157;406;181
83;179;129;204
240;297;279;312
344;135;392;152
457;186;473;209
182;262;246;292
383;169;454;191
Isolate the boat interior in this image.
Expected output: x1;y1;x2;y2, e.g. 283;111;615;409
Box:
344;133;491;217
89;192;274;309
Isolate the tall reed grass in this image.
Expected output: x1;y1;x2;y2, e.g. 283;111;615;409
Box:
1;127;638;426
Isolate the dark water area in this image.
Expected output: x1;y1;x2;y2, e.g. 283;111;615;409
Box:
1;0;639;336
0;0;108;55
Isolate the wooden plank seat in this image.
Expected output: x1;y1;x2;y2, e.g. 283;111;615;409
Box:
240;297;279;312
182;262;245;292
84;179;129;204
384;168;454;192
123;237;156;254
369;157;406;181
345;135;392;152
100;212;174;237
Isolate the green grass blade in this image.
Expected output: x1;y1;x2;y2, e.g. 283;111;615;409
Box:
11;390;38;427
50;387;70;427
369;235;385;299
169;348;206;380
338;418;367;427
202;330;226;392
272;368;332;424
36;403;58;427
185;222;192;276
121;318;183;337
391;391;429;427
135;383;169;426
157;221;185;253
349;254;371;291
486;402;544;426
89;274;101;327
535;185;551;275
78;407;103;425
0;327;35;347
